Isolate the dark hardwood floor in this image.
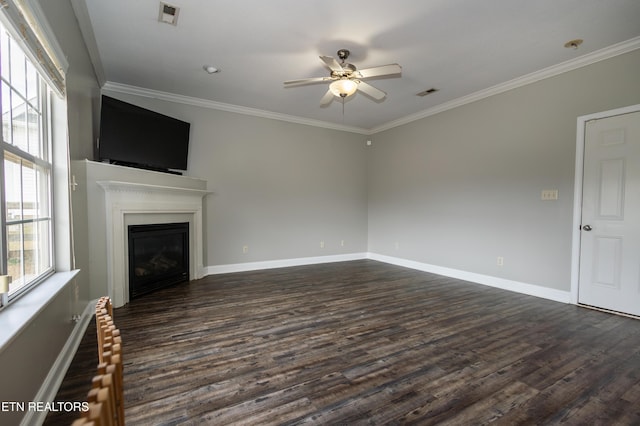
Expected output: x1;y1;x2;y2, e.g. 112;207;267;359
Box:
46;260;640;425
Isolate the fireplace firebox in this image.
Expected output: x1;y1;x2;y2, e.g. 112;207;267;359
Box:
128;222;189;299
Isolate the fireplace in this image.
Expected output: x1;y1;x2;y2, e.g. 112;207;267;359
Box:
95;175;209;307
128;222;189;299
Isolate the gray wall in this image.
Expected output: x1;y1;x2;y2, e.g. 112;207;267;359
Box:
368;49;640;291
100;91;370;267
40;0;100;294
40;0;99;306
0;282;79;425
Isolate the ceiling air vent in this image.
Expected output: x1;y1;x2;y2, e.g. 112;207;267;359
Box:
159;2;180;25
416;88;439;97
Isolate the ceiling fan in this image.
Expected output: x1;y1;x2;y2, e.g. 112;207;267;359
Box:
284;49;402;106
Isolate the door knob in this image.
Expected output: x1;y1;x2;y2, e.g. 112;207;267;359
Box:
582;224;592;231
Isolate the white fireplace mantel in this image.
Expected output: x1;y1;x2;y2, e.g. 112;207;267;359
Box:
97;180;211;307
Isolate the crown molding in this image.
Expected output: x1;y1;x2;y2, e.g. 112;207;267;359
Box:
101;82;370;135
101;36;639;136
71;0;106;86
370;36;640;133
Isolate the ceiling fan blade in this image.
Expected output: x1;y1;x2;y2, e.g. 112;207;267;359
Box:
320;89;334;106
356;81;386;100
355;63;402;79
284;77;333;86
319;55;344;72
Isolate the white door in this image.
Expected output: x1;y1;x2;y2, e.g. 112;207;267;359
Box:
578;109;640;316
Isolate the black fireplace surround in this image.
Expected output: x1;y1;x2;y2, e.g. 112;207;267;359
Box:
128;222;189;299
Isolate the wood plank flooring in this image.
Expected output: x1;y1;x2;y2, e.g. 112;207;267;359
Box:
46;260;640;425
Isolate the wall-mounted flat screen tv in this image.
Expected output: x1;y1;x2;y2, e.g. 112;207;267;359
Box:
98;95;191;173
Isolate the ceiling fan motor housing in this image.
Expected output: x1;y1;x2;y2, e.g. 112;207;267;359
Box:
337;49;350;61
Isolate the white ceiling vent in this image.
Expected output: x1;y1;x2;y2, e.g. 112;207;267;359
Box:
159;2;180;26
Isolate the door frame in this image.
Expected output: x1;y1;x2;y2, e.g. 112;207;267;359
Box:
570;103;640;305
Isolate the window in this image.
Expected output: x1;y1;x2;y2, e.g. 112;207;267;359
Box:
0;20;53;300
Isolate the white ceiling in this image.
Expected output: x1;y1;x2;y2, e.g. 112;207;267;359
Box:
73;0;640;133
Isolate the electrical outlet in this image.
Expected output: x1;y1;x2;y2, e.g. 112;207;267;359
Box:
341;240;345;247
242;245;249;254
320;241;325;249
497;256;504;266
541;190;558;200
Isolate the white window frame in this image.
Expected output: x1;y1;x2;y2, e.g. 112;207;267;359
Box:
0;20;55;305
0;0;78;373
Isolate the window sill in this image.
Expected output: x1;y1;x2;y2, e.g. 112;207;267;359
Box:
0;269;80;351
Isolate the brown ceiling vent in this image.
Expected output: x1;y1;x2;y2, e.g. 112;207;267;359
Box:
416;88;439;97
159;2;180;25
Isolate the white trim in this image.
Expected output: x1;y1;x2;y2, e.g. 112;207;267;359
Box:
0;270;80;350
368;253;571;304
205;252;571;304
205;253;368;275
570;104;640;305
102;82;370;135
70;0;106;85
98;38;640;135
98;181;210;307
371;37;640;133
21;299;96;426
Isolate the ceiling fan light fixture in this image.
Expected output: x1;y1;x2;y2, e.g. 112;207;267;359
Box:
329;79;358;98
284;48;400;106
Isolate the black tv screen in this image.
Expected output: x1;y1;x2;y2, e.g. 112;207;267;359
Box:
98;96;191;172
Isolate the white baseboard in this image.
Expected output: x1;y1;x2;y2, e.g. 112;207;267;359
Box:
21;299;97;426
205;252;570;304
205;252;368;275
367;253;571;304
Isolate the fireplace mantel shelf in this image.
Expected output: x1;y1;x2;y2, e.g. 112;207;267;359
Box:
97;180;212;197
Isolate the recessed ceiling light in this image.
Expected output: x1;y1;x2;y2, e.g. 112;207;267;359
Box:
564;39;583;50
203;65;220;74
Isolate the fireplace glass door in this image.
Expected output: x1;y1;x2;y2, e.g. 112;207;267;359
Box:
128;222;189;299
